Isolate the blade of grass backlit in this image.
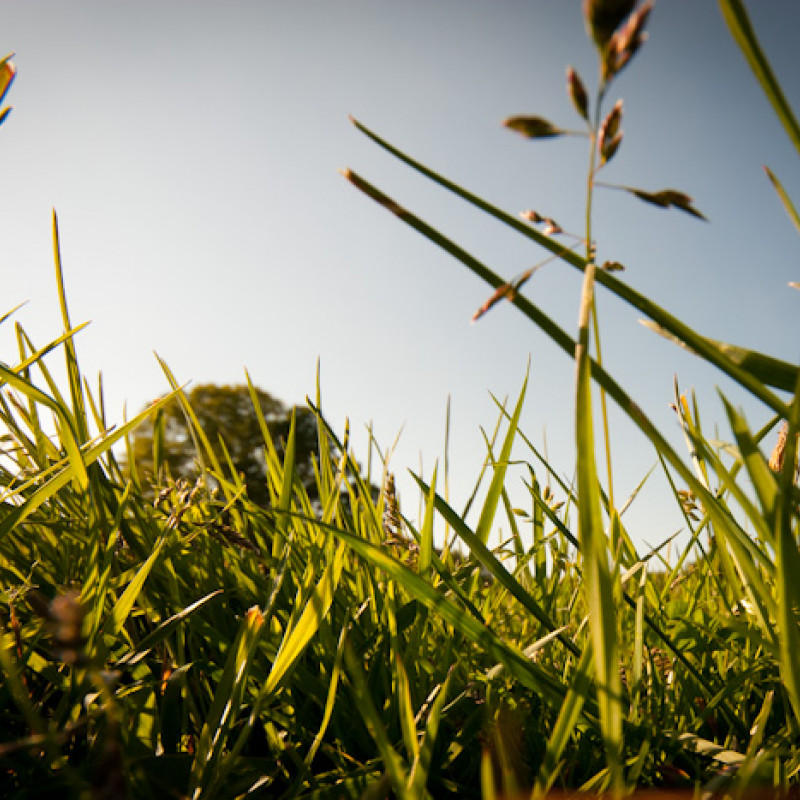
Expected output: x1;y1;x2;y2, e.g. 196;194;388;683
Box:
101;537;166;638
394;651;420;766
262;541;346;696
52;211;89;447
722;398;779;531
719;0;800;159
575;261;623;794
641;320;798;394
418;464;436;578
114;591;223;668
764;166;800;234
475;370;528;547
155;354;224;477
9;324;91;377
276;408;298;538
0;361;88;490
0;390;177;540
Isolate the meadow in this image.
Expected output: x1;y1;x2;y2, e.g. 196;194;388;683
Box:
1;1;799;798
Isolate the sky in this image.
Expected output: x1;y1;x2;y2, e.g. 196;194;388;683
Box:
1;1;798;556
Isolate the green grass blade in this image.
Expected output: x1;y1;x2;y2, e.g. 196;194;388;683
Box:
409;669;451;796
101;537;166;638
344;641;412;800
154;354;224;477
764;166;800;235
411;473;580;658
774;378;800;726
277;407;297;519
534;643;595;797
0;361;88;490
641;320;798;394
475;370;528;547
394;651;420;765
262;541;346;697
722;397;779;531
719;0;800;159
575;262;623;794
418;465;436;578
51;211;89;447
187;606;266;799
114;590;223;668
7;324;91;377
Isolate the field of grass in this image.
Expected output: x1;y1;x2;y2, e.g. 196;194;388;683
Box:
1;2;799;798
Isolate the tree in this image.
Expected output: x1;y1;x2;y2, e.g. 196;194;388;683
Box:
126;383;320;507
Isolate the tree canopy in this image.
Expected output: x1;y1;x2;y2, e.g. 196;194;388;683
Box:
126;383;320;507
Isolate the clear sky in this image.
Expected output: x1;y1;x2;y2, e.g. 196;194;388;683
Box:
1;2;798;554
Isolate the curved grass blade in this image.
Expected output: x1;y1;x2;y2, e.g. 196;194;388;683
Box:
262;541;346;697
345;127;793;411
640;320;798;394
100;537;166;639
719;0;800;159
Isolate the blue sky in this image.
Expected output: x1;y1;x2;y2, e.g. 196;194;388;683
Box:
1;2;798;553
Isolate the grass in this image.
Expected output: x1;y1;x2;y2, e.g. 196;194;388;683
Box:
1;1;800;798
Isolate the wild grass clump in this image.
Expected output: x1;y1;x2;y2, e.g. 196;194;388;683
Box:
1;1;799;798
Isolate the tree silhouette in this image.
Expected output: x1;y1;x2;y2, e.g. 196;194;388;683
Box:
126;383;320;507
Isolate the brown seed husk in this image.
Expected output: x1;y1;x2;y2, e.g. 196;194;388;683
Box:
583;0;637;48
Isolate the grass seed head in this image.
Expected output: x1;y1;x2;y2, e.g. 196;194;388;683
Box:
567;66;590;121
598;99;624;165
769;420;798;478
382;471;403;543
583;0;637;49
603;1;654;83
